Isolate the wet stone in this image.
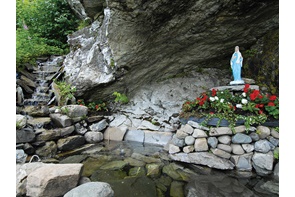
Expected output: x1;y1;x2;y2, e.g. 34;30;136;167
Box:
207;137;218;148
129;166;146;177
254;140;271;153
249;132;260;142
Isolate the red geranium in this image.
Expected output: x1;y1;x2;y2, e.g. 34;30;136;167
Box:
243;84;250;93
255;104;260;108
259;110;263;114
199;101;204;106
269;95;277;101
268;102;275;106
212;89;217;97
250;90;260;101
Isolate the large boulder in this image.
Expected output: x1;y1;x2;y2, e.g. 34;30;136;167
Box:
26;164;83;197
64;0;278;103
252;151;274;176
50;113;73;128
64;182;114;197
61;105;88;118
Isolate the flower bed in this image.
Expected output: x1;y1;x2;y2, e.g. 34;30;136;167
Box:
180;84;279;131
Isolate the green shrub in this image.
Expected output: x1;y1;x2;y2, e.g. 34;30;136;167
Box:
113;92;129;104
16;0;79;68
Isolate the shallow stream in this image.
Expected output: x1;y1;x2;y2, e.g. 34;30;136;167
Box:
52;141;278;197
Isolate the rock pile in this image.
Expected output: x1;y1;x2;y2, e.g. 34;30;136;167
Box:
166;121;279;175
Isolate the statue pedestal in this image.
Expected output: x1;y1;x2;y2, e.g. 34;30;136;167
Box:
229;80;245;85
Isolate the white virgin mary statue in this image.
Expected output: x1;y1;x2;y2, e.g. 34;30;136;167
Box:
230;46;244;85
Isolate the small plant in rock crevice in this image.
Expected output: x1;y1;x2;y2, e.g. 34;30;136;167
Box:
113;92;129;104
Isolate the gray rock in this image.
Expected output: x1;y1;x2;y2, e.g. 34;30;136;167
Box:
232;133;252;144
267;141;276;150
84;131;104;143
211;148;231;159
207;137;218;148
26;163;83;197
252;151;274;176
78;176;91;185
89;119;108;132
16;149;27;164
27;117;51;128
109;114;127;127
171;135;185;147
61;105;88;118
35;141;57;158
254;140;271;153
194;138;208;152
192;129;208;138
100;160;129;170
217;144;232;153
57;135;86;151
64;182;114;197
273;163;279;181
218;135;231;145
249;132;260;141
124;157;146;167
124;130;144;143
231;144;245;155
16;128;36;143
256;126;270;139
138;120;160;131
170;181;185;197
144;130;173;146
23;143;35;155
169;152;235;170
50;114;72;128
185;136;195;146
87;115;104;123
104;126;128;141
267;136;279;147
16;114;27;129
181;124;194;135
187;121;209;131
230;153;253;171
241;144;254;153
270;129;279;138
169;144;180;154
146;163;163;178
234;125;246;133
59;125;76;137
16;162;46;196
175;129;189;139
209;127;232;136
75;123;88;135
22;105;49;117
36;129;60;141
260;181;279;195
183;146;194;153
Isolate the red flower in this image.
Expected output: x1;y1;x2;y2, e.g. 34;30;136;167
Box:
197;97;201;101
212;89;217;97
268;102;275;106
259;110;263;114
269;95;277;101
259;104;264;108
210;112;214;115
244;84;250;93
258;95;263;99
250;90;260;101
95;105;99;109
199;101;204;106
255;104;260;108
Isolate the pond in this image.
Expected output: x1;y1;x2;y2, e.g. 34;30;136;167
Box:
55;140;279;197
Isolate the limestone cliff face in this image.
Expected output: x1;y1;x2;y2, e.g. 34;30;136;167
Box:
64;0;279;101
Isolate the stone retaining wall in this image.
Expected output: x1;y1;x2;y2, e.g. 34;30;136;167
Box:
166;120;279;176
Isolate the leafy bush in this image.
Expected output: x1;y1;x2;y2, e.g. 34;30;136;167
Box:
16;0;79;68
53;80;76;106
113;92;129;104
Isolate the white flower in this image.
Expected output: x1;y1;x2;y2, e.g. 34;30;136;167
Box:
210;97;215;102
220;99;224;103
241;99;248;104
214;96;219;100
242;92;246;97
236;104;242;108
